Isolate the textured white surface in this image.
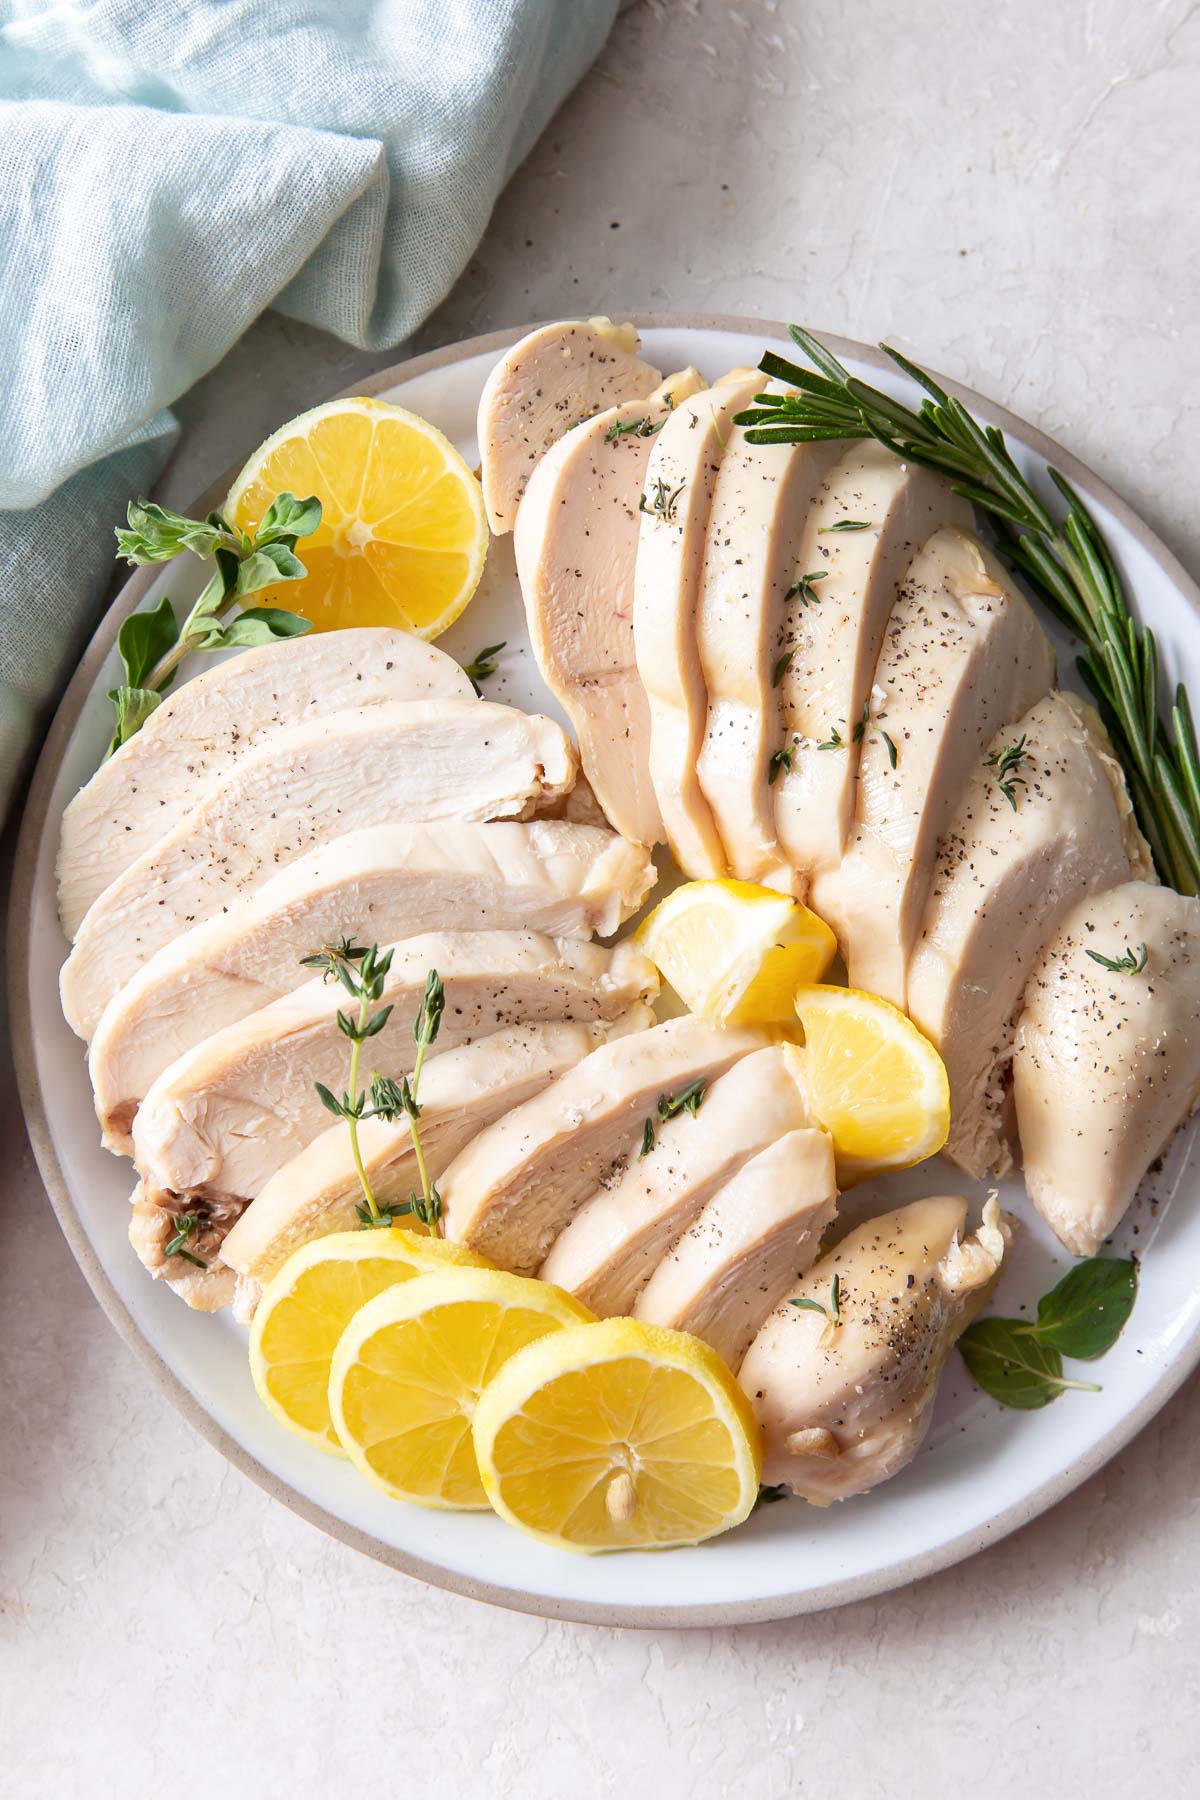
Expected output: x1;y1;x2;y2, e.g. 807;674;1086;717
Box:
4;0;1200;1792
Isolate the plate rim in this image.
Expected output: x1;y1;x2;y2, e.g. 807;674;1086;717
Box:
11;311;1200;1629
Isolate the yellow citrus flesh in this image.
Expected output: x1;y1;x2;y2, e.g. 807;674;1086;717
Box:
635;878;837;1025
473;1317;763;1553
792;984;950;1184
328;1269;594;1510
225;397;488;638
249;1229;486;1453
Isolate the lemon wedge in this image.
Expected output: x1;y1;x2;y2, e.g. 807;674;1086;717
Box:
328;1268;593;1509
473;1317;762;1552
635;878;837;1025
791;984;950;1184
226;397;488;637
249;1229;487;1453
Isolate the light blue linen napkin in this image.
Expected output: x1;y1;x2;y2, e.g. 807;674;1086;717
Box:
0;0;618;817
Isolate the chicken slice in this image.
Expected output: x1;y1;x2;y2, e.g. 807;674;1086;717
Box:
634;1126;837;1370
810;529;1055;1004
907;692;1152;1178
88;819;655;1151
695;426;844;889
771;452;972;883
441;1015;769;1274
478;318;662;532
539;1044;810;1315
131;933;656;1203
740;1195;1011;1502
632;371;761;876
221;1011;652;1295
514;370;705;844
61;699;576;1039
128;1180;244;1311
56;627;474;938
1013;881;1199;1255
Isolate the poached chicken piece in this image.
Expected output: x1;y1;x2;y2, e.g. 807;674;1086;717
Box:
771;448;972;885
478;318;662;533
632;371;761;876
60;699;576;1038
694;426;844;890
56;627;474;938
131;933;656;1203
540;1045;812;1316
514;369;704;845
217;1012;653;1299
441;1015;768;1274
88;819;655;1150
634;1125;838;1370
907;692;1152;1178
811;529;1055;1004
740;1196;1011;1502
1013;881;1200;1254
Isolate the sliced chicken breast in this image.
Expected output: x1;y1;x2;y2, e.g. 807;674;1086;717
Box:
61;699;576;1039
221;1011;652;1294
89;819;655;1151
539;1044;810;1315
810;529;1055;1004
632;372;761;876
740;1196;1011;1502
56;628;474;938
634;1126;837;1370
442;1015;769;1274
695;426;844;889
131;933;656;1203
1013;880;1199;1255
771;452;972;883
478;318;662;532
515;370;704;844
907;692;1152;1177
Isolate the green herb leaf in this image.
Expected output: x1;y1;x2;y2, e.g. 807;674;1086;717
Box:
105;685;164;756
1032;1257;1137;1359
235;542;306;597
957;1319;1080;1409
638;1117;656;1160
785;571;827;608
768;744;795;784
789;1296;830;1318
116;594;179;688
213;606;313;649
462;641;506;695
658;1079;707;1120
1085;943;1149;976
257;493;323;543
751;1483;791;1511
819;519;873;533
772;647;797;687
639;476;685;522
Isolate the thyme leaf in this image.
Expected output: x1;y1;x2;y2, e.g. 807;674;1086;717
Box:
985;734;1030;811
462;641;506;695
785;570;827;608
1085;942;1149;975
768;744;796;784
639;476;685;522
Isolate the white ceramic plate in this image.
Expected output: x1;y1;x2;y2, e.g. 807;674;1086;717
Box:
12;317;1200;1627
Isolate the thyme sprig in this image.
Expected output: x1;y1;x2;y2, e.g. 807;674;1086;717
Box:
108;494;318;757
164;1213;207;1270
1086;942;1149;975
606;415;663;443
638;1079;708;1159
462;641;506;695
735;327;1200;894
986;734;1030;810
790;1273;841;1323
302;943;445;1234
786;570;827;608
639;476;685;523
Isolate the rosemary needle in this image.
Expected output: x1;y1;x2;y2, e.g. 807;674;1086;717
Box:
735;327;1200;894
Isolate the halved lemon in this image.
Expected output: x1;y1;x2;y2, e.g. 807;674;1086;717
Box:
225;397;488;637
791;984;950;1184
328;1268;593;1509
249;1229;487;1453
473;1317;762;1552
635;878;837;1025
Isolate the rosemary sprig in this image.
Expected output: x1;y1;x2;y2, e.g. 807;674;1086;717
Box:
303;944;445;1234
109;494;319;758
1085;942;1148;975
735;327;1200;894
462;641;506;695
986;734;1030;810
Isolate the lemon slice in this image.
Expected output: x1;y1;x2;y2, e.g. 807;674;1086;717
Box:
249;1229;486;1453
791;984;950;1183
328;1268;593;1509
226;397;488;638
635;878;837;1025
473;1317;762;1552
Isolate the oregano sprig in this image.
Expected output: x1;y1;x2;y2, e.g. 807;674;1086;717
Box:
107;493;319;758
958;1256;1137;1409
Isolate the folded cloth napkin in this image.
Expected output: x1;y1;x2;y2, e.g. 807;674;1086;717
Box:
0;0;618;819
